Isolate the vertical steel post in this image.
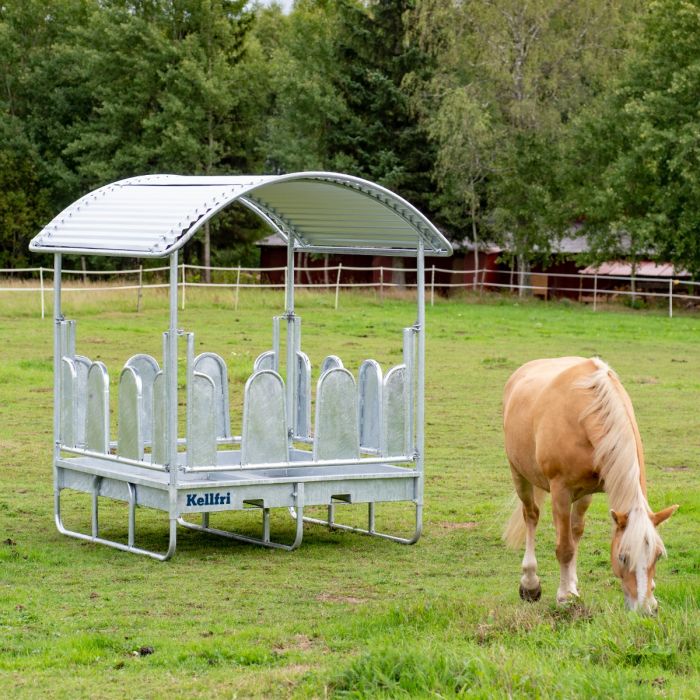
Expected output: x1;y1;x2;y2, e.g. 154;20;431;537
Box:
403;327;415;454
285;235;295;441
167;252;179;553
186;332;195;468
669;278;673;319
168;253;179;474
53;255;63;524
415;242;426;527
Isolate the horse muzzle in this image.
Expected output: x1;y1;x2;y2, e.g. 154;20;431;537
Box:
625;594;658;616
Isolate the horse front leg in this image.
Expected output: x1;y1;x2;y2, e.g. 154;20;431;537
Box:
551;482;578;604
569;494;593;594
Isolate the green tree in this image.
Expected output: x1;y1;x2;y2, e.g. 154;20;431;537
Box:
62;0;263;274
414;0;642;282
0;119;51;268
426;89;502;285
257;0;346;173
573;0;700;276
327;0;439;219
0;0;93;265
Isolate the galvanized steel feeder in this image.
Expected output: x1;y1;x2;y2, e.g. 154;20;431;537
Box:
30;172;453;560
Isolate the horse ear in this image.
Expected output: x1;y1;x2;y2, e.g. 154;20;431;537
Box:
610;510;628;528
652;504;679;527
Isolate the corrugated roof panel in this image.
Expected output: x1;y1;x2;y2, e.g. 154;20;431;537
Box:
580;261;690;277
246;178;437;254
30;172;452;258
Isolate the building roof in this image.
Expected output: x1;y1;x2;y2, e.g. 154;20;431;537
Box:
452;234;587;256
29;172;452;259
580;261;690;278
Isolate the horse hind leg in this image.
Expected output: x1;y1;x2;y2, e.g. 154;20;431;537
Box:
508;473;543;602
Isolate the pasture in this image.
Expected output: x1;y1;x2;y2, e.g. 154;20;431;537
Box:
1;288;699;699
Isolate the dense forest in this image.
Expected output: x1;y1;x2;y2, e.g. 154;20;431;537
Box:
1;0;699;276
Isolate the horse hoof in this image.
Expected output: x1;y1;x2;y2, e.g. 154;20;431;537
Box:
556;592;580;607
519;584;542;602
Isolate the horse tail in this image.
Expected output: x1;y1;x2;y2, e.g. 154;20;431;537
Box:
503;487;547;548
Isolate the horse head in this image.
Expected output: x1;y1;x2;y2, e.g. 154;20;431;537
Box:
610;505;678;614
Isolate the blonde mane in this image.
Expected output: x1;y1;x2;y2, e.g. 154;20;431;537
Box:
577;358;665;569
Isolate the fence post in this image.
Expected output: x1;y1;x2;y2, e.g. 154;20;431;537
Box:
181;263;186;310
136;265;144;312
334;263;342;310
669;278;673;319
40;267;45;320
430;265;436;307
593;273;598;312
233;265;241;311
379;266;384;302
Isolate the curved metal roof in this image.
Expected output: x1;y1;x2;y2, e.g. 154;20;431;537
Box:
29;172;452;258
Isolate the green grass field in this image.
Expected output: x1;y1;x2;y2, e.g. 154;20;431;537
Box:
1;288;698;699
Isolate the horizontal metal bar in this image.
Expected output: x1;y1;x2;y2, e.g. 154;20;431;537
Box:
293;224;414;233
296;246;444;257
301;515;418;544
30;244;166;257
56;526;173;561
177;517;302;551
60;446;168;472
106;436;242;450
286;214;403;224
184;454;415;473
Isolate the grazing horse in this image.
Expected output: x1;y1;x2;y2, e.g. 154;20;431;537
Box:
503;357;678;613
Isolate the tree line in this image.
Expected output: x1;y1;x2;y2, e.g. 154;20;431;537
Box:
1;0;699;277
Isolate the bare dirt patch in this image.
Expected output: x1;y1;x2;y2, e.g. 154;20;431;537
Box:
436;521;478;531
316;593;367;605
274;634;316;654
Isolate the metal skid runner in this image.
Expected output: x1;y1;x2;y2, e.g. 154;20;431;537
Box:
31;172;452;560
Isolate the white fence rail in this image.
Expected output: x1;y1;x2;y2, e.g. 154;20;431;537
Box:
1;264;699;318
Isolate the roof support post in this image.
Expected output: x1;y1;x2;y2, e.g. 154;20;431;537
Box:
53;254;63;524
285;234;296;441
167;252;179;486
161;250;180;558
415;242;425;507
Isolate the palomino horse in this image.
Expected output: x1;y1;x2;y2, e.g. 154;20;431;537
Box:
503;357;678;613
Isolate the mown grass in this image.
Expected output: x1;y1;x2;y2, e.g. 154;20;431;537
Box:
0;287;698;698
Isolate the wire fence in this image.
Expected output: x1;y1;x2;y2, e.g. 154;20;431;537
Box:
1;263;699;319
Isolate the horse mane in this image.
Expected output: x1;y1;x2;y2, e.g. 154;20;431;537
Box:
577;358;665;568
